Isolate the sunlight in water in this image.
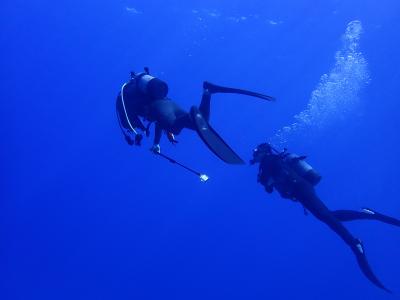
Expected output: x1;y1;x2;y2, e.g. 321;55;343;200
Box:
271;20;370;146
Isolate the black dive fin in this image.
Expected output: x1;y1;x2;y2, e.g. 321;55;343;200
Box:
353;241;392;293
362;208;400;227
203;81;275;101
190;106;245;165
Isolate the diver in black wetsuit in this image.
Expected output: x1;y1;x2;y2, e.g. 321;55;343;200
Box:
116;68;275;164
250;143;400;293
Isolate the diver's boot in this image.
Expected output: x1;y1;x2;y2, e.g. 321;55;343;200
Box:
352;239;391;293
203;81;275;101
362;208;400;227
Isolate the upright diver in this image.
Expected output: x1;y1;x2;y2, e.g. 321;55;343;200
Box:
250;143;399;293
116;67;275;164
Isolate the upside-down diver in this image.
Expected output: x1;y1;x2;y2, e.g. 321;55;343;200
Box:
250;143;399;293
116;67;275;164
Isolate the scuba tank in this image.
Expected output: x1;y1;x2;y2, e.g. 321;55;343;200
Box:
132;68;169;99
283;153;322;186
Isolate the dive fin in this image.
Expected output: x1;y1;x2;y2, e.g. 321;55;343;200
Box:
190;106;245;165
353;240;392;293
203;81;276;101
362;208;400;227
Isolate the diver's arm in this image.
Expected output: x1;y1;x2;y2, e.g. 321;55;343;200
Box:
154;123;162;144
134;116;147;132
151;122;162;153
258;166;274;193
258;167;269;183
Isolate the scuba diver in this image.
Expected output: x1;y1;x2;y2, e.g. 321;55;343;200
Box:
250;143;400;293
116;67;275;164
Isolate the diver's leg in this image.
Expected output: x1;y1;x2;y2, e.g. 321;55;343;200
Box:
301;193;357;247
332;210;374;221
299;191;390;292
333;209;400;227
199;88;211;122
170;101;195;133
173;113;195;132
149;100;198;137
149;100;178;130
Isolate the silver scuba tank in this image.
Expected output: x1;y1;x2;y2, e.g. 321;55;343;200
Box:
284;153;322;186
137;74;169;99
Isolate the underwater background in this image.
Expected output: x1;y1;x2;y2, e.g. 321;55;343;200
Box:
2;0;400;299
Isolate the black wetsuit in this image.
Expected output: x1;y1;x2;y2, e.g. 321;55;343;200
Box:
258;153;399;293
116;80;212;145
117;76;273;163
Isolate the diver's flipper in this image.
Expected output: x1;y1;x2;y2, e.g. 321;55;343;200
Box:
190;106;245;165
203;81;275;101
362;208;400;227
353;240;392;293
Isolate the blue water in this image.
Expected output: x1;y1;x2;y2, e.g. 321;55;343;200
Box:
2;0;400;299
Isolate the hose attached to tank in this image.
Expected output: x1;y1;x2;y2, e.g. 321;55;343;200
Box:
120;82;138;135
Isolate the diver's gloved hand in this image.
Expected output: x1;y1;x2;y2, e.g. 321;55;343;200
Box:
265;185;274;193
167;132;178;144
125;135;134;146
150;144;161;154
134;134;143;146
145;122;152;137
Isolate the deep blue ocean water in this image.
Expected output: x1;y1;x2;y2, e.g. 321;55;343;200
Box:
2;0;400;299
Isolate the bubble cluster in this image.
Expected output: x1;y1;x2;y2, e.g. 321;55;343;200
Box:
270;20;369;146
